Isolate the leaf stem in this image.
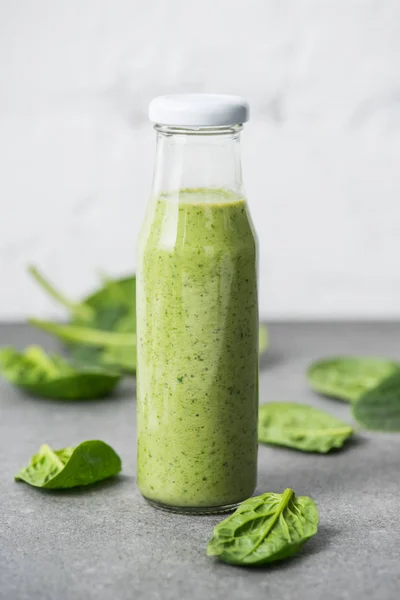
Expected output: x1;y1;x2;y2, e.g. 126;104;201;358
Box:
242;488;294;558
28;265;94;321
28;319;136;348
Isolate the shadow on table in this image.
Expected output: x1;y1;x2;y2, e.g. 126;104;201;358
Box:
331;434;369;453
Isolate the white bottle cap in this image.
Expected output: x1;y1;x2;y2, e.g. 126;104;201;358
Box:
149;94;249;127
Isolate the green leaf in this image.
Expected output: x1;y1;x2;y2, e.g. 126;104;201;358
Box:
77;275;136;332
207;488;318;566
28;319;137;375
28;266;136;329
101;345;136;374
258;402;353;453
83;275;135;314
28;265;95;322
307;356;400;402
0;346;120;400
67;345;105;370
259;324;269;355
15;441;122;488
69;279;136;372
113;312;136;333
28;319;136;347
352;371;400;431
28;267;136;372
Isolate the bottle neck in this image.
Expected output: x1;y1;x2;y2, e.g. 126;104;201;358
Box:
151;125;244;198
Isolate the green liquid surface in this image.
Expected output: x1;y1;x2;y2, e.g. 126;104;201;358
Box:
136;188;258;509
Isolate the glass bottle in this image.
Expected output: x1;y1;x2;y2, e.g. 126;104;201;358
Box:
136;94;258;514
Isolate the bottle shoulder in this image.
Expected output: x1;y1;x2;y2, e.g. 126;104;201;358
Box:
138;188;257;254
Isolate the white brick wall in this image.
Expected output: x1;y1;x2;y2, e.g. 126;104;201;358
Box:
1;0;399;319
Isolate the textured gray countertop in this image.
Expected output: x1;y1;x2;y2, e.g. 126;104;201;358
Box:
1;323;400;600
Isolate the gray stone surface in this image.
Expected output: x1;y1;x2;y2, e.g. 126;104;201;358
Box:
1;322;400;600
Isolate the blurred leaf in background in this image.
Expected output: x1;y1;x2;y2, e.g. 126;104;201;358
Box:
28;267;136;374
307;356;400;403
0;346;120;400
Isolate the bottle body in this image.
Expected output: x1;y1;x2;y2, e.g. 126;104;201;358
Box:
136;127;258;513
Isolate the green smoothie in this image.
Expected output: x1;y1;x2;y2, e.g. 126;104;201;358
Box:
136;188;258;511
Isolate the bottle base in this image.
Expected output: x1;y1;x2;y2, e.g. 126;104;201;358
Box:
144;496;241;515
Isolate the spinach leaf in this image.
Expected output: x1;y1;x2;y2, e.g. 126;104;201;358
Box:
68;306;136;372
28;265;95;322
28;319;136;348
101;346;136;373
15;441;122;488
66;345;106;370
29;319;137;375
207;488;318;566
307;356;400;402
28;267;136;372
28;266;136;330
352;371;400;431
258;402;353;453
77;275;136;332
0;346;120;400
259;324;269;355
